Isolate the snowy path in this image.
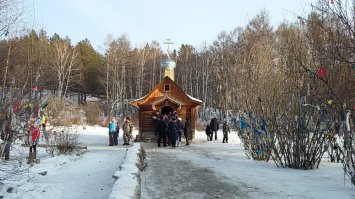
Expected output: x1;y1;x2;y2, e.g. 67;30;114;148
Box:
6;126;129;199
140;144;274;199
141;131;354;199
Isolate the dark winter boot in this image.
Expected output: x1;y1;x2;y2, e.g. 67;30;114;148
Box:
33;153;37;163
27;152;32;164
27;152;34;164
4;152;9;160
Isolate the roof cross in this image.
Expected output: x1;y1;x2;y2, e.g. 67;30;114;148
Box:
163;38;174;53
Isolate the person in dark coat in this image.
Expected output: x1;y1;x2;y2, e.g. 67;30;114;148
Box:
176;117;184;147
184;118;191;145
222;121;230;143
152;112;160;138
114;118;120;145
168;117;178;147
157;115;168;147
205;125;213;141
164;115;170;145
210;118;219;140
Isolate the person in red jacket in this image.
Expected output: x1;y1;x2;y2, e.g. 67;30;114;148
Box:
27;120;40;164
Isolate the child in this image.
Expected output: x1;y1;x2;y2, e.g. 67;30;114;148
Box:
205;125;212;141
108;118;116;146
222;121;230;143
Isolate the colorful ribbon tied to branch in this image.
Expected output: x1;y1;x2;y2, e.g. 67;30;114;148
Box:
31;86;39;91
13;103;21;113
328;99;334;105
261;119;267;132
41;102;48;110
240;118;249;130
318;66;327;78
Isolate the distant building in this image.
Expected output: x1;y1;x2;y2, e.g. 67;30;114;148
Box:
131;54;202;141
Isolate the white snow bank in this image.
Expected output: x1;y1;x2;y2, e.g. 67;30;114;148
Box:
108;142;141;199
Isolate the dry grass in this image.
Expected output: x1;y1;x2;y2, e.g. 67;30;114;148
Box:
47;97;67;126
195;121;205;131
84;102;101;125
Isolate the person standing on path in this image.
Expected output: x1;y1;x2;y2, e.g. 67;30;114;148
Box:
168;117;178;147
108;117;116;146
184;118;191;145
176;117;184;147
157;115;168;147
222;121;230;143
164;115;170;145
122;117;133;145
27;119;40;164
152;112;160;138
210;118;219;140
113;118;120;145
205;125;213;141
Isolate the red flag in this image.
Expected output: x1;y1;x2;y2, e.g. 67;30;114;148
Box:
13;103;21;113
31;86;39;91
318;67;327;78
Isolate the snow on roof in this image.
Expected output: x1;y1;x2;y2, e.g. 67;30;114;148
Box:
186;94;202;103
132;94;147;102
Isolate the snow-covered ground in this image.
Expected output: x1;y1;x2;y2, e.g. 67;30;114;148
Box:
141;130;355;199
2;126;354;199
1;125;132;199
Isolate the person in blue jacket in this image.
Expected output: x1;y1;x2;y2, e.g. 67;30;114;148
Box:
108;118;116;146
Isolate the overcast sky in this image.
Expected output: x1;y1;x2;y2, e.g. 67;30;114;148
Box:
26;0;319;53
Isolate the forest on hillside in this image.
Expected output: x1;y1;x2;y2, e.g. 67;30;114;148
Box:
0;0;355;177
0;1;354;117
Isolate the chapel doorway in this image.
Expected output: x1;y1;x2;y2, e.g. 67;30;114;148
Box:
161;105;173;116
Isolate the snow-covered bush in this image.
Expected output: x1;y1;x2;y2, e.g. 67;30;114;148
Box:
337;110;355;186
270;102;332;170
46;128;80;156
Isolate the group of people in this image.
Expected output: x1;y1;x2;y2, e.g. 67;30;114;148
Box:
205;117;230;143
153;111;191;148
108;116;133;146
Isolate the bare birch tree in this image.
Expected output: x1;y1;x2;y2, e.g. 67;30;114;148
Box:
47;39;78;98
